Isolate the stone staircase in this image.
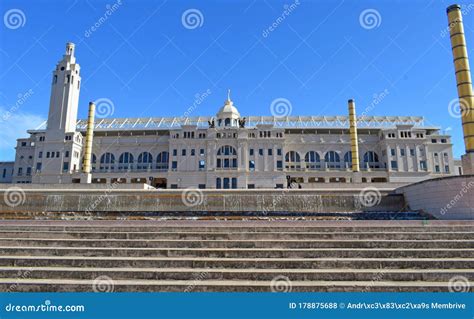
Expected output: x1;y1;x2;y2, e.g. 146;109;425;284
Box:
0;220;472;292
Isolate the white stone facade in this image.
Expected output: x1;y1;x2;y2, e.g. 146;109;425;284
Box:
7;43;458;188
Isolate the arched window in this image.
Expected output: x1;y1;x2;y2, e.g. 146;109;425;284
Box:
91;153;97;171
363;151;380;168
344;151;352;169
156;151;169;170
216;145;237;169
285;151;301;170
217;145;237;156
137;152;153;170
119;152;134;170
324;151;340;168
304;151;320;170
224;118;231;126
100;153;115;170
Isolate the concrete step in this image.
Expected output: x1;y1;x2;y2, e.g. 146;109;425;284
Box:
0;211;427;220
0;278;470;292
0;230;472;240
0;247;472;258
2;267;472;282
1;220;472;292
2;225;472;233
0;238;472;249
1;256;472;269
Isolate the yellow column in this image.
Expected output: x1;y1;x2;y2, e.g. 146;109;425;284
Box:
447;4;474;153
82;102;95;174
348;99;360;172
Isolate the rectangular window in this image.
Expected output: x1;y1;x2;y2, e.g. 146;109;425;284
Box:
46;152;50;158
400;149;405;156
172;161;177;170
231;178;237;189
247;184;255;189
173;149;177;156
441;138;447;143
2;169;5;178
249;160;255;171
26;167;31;176
198;184;206;189
420;161;427;171
38;151;43;158
249;149;254;156
65;151;69;158
36;162;42;172
390;149;395;156
445;165;450;173
259;149;263;156
18;167;23;176
170;184;178;189
435;165;440;173
200;149;205;156
410;149;415;156
268;149;273;156
63;162;69;171
391;161;398;170
199;160;205;170
431;139;437;143
182;149;186;156
191;149;195;156
277;160;283;170
277;149;282;156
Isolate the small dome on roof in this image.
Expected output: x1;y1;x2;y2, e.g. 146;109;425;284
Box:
216;89;240;120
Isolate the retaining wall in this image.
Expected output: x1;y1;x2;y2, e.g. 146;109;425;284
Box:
396;175;474;220
0;189;404;214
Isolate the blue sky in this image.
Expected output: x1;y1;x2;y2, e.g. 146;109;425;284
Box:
0;0;473;160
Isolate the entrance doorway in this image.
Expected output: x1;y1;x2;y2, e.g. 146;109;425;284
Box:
152;178;167;188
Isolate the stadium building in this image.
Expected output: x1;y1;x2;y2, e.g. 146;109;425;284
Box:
2;43;461;188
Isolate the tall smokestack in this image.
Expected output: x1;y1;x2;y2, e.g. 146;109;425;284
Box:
82;102;95;174
447;4;474;173
348;99;360;172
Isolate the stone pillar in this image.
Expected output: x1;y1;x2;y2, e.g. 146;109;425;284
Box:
447;4;474;174
81;102;95;182
348;99;360;172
